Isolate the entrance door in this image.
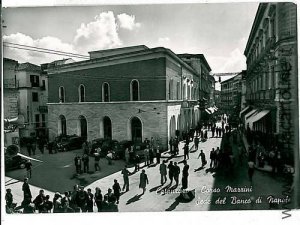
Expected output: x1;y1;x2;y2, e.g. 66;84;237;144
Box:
131;117;142;143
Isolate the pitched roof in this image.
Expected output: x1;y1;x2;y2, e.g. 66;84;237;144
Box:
17;62;40;71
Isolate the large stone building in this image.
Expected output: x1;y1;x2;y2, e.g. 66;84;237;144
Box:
47;46;212;150
243;2;298;163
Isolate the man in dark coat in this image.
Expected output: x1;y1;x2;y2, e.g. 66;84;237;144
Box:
112;179;121;204
167;161;174;185
82;154;89;173
22;178;32;207
76;187;88;212
181;160;189;190
74;155;82;174
173;162;180;187
183;143;189;160
86;188;94;212
210;148;216;168
25;160;33;178
33;189;46;213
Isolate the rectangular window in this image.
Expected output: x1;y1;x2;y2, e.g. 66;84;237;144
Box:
35;114;40;128
30;75;40;87
32;92;39;102
42;80;46;90
41;114;46;128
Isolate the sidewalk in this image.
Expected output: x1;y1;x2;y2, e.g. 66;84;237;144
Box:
240;131;273;172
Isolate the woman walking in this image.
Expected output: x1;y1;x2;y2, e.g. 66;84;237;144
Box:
139;170;149;195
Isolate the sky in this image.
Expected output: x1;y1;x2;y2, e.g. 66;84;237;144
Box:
2;2;259;73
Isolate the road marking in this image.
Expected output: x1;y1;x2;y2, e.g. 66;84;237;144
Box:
62;164;72;168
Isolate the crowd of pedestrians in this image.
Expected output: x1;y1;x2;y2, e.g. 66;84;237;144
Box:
7;119;262;214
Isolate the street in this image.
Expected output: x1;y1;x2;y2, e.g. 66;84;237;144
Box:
5;127;290;212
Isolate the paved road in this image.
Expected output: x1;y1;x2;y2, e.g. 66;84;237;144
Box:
5;127;291;212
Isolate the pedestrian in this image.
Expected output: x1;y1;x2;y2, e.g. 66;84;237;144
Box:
210;148;216;168
194;136;200;150
94;152;101;172
76;187;88;212
22;178;32;207
26;141;32;156
204;130;208;140
134;154;140;172
198;150;207;167
43;195;53;213
61;191;71;208
105;188;116;204
150;137;155;149
112;179;121;204
149;147;154;165
183;143;189;160
181;160;189;190
168;161;175;185
53;192;63;213
106;150;113;165
173;162;180;187
33;189;46;213
86;188;94;212
5;189;14;212
156;146;161;164
82;154;89;173
159;160;167;184
175;137;179;154
211;126;215;137
74;155;82;174
82;140;89;155
94;187;103;212
32;140;36;155
139;169;149;195
144;146;150;166
125;148;130;164
121;165;130;192
70;185;79;210
25;159;32;178
248;160;255;182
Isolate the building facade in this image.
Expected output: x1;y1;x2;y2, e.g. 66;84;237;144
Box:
16;62;48;138
47;46;212;150
243;2;298;162
220;72;243;122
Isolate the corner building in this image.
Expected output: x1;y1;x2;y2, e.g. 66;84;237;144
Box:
47;46;212;150
243;2;298;162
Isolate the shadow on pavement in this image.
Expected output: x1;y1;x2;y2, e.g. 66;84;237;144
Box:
149;184;163;192
126;193;143;205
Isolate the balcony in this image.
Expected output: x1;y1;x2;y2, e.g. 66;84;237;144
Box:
39;106;48;113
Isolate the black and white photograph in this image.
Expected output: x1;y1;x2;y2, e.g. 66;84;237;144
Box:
1;0;300;224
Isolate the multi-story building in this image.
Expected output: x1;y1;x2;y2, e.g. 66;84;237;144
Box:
47;46;212;150
220;72;243;121
243;2;297;162
16;62;48;138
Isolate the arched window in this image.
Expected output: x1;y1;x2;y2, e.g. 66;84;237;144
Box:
131;117;142;143
58;115;67;135
78;115;87;140
103;116;112;139
79;84;85;102
59;86;65;103
131;80;140;101
102;82;110;102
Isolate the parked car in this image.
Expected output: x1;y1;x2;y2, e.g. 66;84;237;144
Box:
5;155;27;171
90;138;121;159
5;145;27;171
57;135;85;151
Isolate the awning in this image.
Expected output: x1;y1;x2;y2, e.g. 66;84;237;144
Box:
239;106;251;117
208;107;215;114
205;109;212;114
248;110;270;129
244;109;258;125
